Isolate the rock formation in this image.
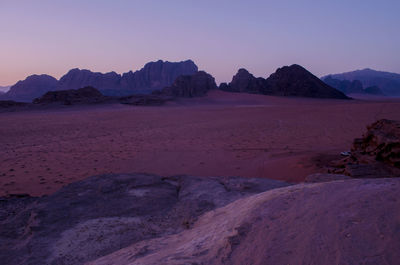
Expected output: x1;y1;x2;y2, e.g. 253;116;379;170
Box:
158;71;217;97
323;75;384;95
57;60;198;97
89;178;400;265
220;65;350;99
264;64;350;99
219;68;266;93
0;173;288;265
322;68;400;96
57;60;198;96
33;86;107;105
1;74;58;102
1;60;198;102
0;100;29;108
119;60;198;91
57;69;121;92
329;119;400;178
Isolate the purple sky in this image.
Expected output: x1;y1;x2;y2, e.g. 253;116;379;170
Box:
1;0;399;86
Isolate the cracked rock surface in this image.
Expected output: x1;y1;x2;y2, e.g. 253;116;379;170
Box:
0;173;288;265
90;178;400;265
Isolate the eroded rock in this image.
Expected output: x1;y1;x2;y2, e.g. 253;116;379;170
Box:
89;178;400;265
0;174;288;265
329;119;400;178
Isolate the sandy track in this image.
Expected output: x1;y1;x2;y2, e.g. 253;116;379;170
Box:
1;91;400;196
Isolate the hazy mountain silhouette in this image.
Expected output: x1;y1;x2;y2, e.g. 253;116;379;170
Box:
1;60;198;102
322;68;400;96
2;75;58;102
323;76;384;95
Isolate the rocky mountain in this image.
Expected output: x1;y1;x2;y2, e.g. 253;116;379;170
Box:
322;68;400;96
323;76;363;94
219;68;266;93
264;64;349;99
57;69;121;92
59;60;198;96
220;64;349;99
119;60;198;92
157;71;217;97
0;60;198;102
323;75;384;95
1;75;58;102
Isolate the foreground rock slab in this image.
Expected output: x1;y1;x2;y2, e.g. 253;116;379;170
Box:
0;174;288;265
90;178;400;265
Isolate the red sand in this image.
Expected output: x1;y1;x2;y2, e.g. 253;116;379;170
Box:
1;91;400;196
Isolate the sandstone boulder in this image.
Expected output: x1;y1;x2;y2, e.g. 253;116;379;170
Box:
329;119;400;177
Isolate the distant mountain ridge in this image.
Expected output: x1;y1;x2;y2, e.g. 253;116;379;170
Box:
322;68;400;96
1;60;198;102
4;75;58;102
323;76;384;96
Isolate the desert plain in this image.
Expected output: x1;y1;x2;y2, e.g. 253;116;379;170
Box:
1;91;400;197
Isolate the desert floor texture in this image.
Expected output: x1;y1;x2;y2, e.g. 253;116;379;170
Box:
1;91;400;196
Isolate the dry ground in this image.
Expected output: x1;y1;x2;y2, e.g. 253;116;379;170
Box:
1;91;400;196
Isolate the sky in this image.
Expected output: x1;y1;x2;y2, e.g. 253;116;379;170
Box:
0;0;399;86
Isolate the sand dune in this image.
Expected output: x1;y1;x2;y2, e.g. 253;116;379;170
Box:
1;91;400;196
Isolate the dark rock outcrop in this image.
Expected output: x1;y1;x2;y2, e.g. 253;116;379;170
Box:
220;68;266;93
1;75;58;102
33;86;107;105
264;64;350;99
159;71;217;97
0;173;288;265
352;119;400;167
0;100;29;109
329;119;400;178
220;65;350;99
